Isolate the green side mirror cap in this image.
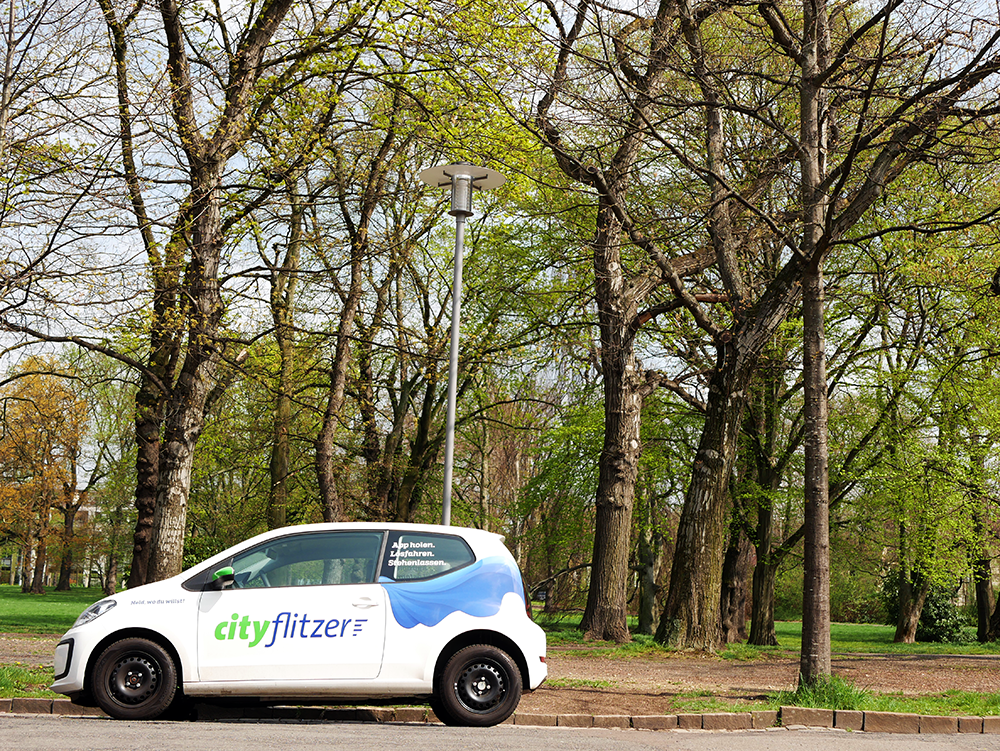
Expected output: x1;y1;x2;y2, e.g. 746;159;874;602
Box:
212;566;235;590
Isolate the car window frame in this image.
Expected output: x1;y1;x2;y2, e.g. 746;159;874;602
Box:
182;529;388;591
377;530;476;583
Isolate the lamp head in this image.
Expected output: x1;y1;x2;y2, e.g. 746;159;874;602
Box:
419;163;506;218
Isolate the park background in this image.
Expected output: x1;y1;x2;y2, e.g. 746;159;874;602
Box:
1;0;1000;687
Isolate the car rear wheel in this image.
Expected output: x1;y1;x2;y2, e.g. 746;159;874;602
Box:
434;644;522;727
91;637;178;720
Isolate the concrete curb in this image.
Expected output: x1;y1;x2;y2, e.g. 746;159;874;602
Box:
3;699;1000;733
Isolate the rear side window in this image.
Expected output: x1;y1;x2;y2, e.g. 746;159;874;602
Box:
380;532;474;581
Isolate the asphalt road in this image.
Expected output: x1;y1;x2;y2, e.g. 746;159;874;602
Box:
5;716;1000;751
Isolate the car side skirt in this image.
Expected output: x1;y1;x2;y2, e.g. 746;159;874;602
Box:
183;679;431;699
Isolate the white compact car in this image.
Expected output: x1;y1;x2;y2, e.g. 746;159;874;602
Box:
52;523;547;726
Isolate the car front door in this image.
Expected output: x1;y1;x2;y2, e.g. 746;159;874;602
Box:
195;530;386;682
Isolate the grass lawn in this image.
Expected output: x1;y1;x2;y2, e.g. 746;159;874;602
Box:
538;612;1000;658
0;585;105;634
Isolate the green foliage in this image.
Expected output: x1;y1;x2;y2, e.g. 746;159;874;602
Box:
915;594;969;645
0;663;56;699
828;545;886;625
515;399;601;608
773;566;803;621
774;675;871;711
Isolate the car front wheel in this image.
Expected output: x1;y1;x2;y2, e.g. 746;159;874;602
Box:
434;644;522;727
91;637;178;720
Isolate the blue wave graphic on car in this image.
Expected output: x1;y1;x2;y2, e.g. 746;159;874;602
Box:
380;556;522;629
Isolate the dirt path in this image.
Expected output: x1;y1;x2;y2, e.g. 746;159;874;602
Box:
518;648;1000;716
7;633;1000;716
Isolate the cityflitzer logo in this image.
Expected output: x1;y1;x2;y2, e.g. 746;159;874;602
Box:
214;612;367;648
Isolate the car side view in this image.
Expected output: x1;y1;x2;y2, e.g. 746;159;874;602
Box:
51;523;547;726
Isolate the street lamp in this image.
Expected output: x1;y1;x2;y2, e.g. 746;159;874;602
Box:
419;162;506;526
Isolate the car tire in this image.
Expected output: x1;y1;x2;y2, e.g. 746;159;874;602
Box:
91;637;178;720
434;644;522;727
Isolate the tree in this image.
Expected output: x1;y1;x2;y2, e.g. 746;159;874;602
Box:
528;0;1000;650
0;357;87;593
81;0;383;583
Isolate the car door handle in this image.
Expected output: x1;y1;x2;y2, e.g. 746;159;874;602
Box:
352;598;380;609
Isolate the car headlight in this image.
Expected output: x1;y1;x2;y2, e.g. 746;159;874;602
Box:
73;599;117;628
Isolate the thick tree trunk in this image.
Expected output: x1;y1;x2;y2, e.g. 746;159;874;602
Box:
581;368;641;642
719;527;752;643
126;383;165;588
147;358;218;581
581;203;642;644
894;574;930;643
657;351;748;649
146;169;225;582
748;560;779;646
984;581;1000;641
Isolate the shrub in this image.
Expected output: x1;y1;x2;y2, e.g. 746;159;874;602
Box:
915;589;965;643
880;569;966;643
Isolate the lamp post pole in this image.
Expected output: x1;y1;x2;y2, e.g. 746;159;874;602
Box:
419;163;505;526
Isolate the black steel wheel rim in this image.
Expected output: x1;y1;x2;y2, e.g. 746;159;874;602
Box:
108;654;159;706
455;660;505;713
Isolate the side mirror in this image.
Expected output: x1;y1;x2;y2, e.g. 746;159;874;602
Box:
212;566;235;591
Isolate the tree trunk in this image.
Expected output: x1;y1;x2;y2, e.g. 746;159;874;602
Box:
748;560;779;646
895;574;930;643
126;371;167;589
975;557;993;644
147;362;217;581
101;0;179;592
719;526;752;643
146;167;225;581
975;552;993;643
799;257;832;684
580;202;642;644
972;480;993;642
263;174;304;531
984;579;1000;641
55;503;78;591
636;492;663;636
796;0;833;687
19;543;30;591
657;346;749;649
104;553;118;597
29;534;46;594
